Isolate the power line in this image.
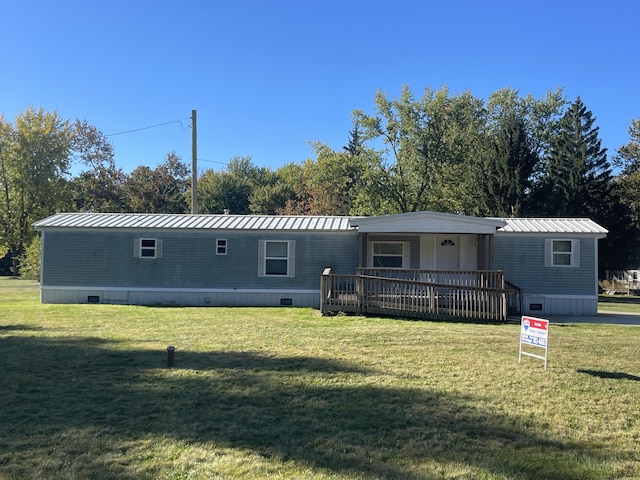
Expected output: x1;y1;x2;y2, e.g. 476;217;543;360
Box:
197;158;228;165
106;118;190;137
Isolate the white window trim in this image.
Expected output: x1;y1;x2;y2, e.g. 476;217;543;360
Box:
216;239;227;255
258;240;295;277
368;241;410;269
545;239;580;268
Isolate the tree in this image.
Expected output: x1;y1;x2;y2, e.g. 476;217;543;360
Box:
0;108;73;274
196;157;257;215
616;118;640;173
71;120;127;212
536;98;629;272
480;87;565;217
540;97;612;218
352;85;486;215
481;113;539;217
197;168;253;215
343;121;364;156
248;165;296;215
278;144;367;216
613;118;640;266
124;152;190;213
196;157;286;215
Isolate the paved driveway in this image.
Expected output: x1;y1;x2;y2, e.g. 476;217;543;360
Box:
545;310;640;326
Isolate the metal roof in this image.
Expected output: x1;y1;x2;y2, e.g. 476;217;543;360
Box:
33;212;608;236
496;218;608;235
33;213;354;231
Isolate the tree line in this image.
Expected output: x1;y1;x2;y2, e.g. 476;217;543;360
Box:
2;85;640;276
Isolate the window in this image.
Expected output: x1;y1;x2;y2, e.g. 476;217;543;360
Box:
370;241;408;268
216;239;227;255
552;240;572;266
134;238;162;258
545;239;580;267
265;241;289;275
258;240;295;277
140;238;157;258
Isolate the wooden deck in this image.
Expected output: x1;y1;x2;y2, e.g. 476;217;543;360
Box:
320;268;521;322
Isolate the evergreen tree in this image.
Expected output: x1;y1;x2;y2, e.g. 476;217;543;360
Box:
541;97;612;218
612;118;640;267
343;121;364;156
482;113;539;217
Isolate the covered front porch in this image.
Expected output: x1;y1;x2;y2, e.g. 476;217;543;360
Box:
320;212;521;322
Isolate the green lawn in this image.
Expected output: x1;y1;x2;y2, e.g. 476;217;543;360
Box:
599;294;640;313
1;277;639;479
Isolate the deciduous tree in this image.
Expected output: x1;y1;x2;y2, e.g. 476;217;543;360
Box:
196;157;259;215
352;85;486;215
0;108;73;274
124;152;189;213
71;120;127;212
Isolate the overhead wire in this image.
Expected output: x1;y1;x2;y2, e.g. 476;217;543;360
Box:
105;118;191;137
105;117;228;167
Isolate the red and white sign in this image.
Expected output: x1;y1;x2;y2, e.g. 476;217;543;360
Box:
519;315;549;369
521;316;549;347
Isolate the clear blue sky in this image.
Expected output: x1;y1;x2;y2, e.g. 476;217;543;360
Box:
3;0;639;174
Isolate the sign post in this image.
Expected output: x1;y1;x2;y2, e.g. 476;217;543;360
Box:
519;316;549;370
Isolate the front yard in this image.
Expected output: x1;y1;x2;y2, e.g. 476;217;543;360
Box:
1;278;639;479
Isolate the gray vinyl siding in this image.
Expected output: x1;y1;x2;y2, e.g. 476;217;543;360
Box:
41;230;359;290
493;235;597;296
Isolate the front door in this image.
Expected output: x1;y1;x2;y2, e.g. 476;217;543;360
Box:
436;235;460;270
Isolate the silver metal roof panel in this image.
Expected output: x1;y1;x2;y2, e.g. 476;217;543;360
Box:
496;218;608;234
33;213;354;231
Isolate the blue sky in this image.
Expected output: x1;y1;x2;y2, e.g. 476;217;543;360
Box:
3;0;639;174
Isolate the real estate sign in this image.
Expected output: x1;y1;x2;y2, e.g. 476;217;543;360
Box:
519;316;549;369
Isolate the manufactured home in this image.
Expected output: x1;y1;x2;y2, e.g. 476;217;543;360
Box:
34;211;607;320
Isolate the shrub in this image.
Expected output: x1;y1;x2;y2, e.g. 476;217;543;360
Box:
18;235;41;280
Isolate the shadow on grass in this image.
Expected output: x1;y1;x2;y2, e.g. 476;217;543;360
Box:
577;369;640;382
0;335;620;479
0;324;42;332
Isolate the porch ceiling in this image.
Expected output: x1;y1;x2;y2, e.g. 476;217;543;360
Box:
349;211;506;234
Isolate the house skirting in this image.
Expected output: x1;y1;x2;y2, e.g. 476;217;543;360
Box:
522;294;598;316
40;286;320;308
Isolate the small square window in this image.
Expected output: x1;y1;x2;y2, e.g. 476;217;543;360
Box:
258;240;295;277
216;239;227;255
140;238;157;258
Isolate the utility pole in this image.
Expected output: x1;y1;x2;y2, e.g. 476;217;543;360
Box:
191;109;198;214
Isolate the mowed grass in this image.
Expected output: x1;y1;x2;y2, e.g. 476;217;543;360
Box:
599;294;640;313
1;278;639;479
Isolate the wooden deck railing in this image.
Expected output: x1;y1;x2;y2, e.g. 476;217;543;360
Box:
321;268;520;322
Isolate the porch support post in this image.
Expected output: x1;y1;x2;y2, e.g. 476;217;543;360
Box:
478;234;491;270
358;233;368;268
488;235;494;270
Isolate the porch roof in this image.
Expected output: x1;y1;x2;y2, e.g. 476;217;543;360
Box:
348;211;506;234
